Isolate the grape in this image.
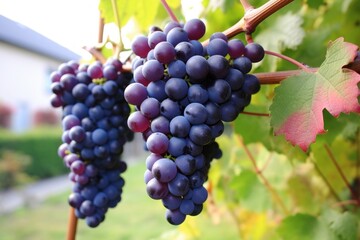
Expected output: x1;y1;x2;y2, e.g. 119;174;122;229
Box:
50;59;133;228
187;84;208;103
132;35;151;58
168;60;186;78
228;39;245;59
127;111;150;133
207;38;229;56
208;55;229;79
167;27;189;46
151;116;170;134
154;41;176;64
183;18;206;40
244;42;265;62
175;154;196;175
208;79;232;104
233;56;252;74
124;82;147;106
146;178;169;199
210;32;228;41
184;103;208;124
180;199;195;215
142;59;164;82
148;31;166;49
168;137;187;157
140;97;160;119
165;78;189;100
175;41;194;62
146;132;169;155
186;55;209;82
125;18;262;226
165;209;186;225
152;158;178;182
162;194;182;210
87;63;103;79
169;116;191;138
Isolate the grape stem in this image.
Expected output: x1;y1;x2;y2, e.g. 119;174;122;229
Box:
66;207;78;240
241;111;270;117
160;0;179;23
82;46;107;64
236;135;290;215
265;50;312;72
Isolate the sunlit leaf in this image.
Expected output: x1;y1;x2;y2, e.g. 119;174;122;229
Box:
270;38;360;151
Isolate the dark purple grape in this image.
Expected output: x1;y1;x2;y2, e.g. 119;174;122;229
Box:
244;42;265;62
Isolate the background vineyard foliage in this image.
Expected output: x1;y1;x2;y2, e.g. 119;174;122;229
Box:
99;0;360;239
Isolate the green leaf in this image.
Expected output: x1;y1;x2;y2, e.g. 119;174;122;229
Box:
307;0;325;9
255;12;305;72
229;169;271;212
277;213;337;240
322;210;359;240
286;174;320;214
270;38;360;151
99;0;182;33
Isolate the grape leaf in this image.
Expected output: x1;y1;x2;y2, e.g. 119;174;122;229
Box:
255;12;305;72
270;38;360;151
277;213;337;240
322;210;359;240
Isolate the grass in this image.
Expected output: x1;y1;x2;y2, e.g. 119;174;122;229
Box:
0;162;239;240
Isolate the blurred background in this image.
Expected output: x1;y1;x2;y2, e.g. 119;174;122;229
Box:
0;0;359;239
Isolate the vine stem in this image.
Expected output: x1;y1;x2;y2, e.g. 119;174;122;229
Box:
236;135;290;215
241;111;270;117
265;50;312;72
111;0;123;58
324;143;360;204
311;158;342;203
203;0;294;45
98;17;104;44
254;69;317;84
239;0;254;11
333;200;359;207
66;207;78;240
160;0;179;23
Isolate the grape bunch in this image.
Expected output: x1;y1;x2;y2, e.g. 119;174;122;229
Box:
50;58;133;227
125;18;264;225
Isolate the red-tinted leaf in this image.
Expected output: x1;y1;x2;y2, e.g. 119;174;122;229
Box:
270;38;360;151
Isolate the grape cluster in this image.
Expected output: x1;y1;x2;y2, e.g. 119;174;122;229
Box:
125;19;264;225
50;58;133;227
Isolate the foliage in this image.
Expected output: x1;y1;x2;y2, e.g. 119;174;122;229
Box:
0;150;32;190
0;127;67;180
94;0;360;239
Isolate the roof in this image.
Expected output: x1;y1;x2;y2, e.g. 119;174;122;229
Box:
0;15;81;62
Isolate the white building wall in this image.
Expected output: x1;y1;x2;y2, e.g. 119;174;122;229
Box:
0;42;63;131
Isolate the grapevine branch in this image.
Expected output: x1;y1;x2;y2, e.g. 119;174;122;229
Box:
236;135;290;215
239;0;254;11
324;144;360;204
67;207;78;240
203;0;294;45
311;158;342;203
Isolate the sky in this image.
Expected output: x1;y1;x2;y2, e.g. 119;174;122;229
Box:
0;0;100;56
